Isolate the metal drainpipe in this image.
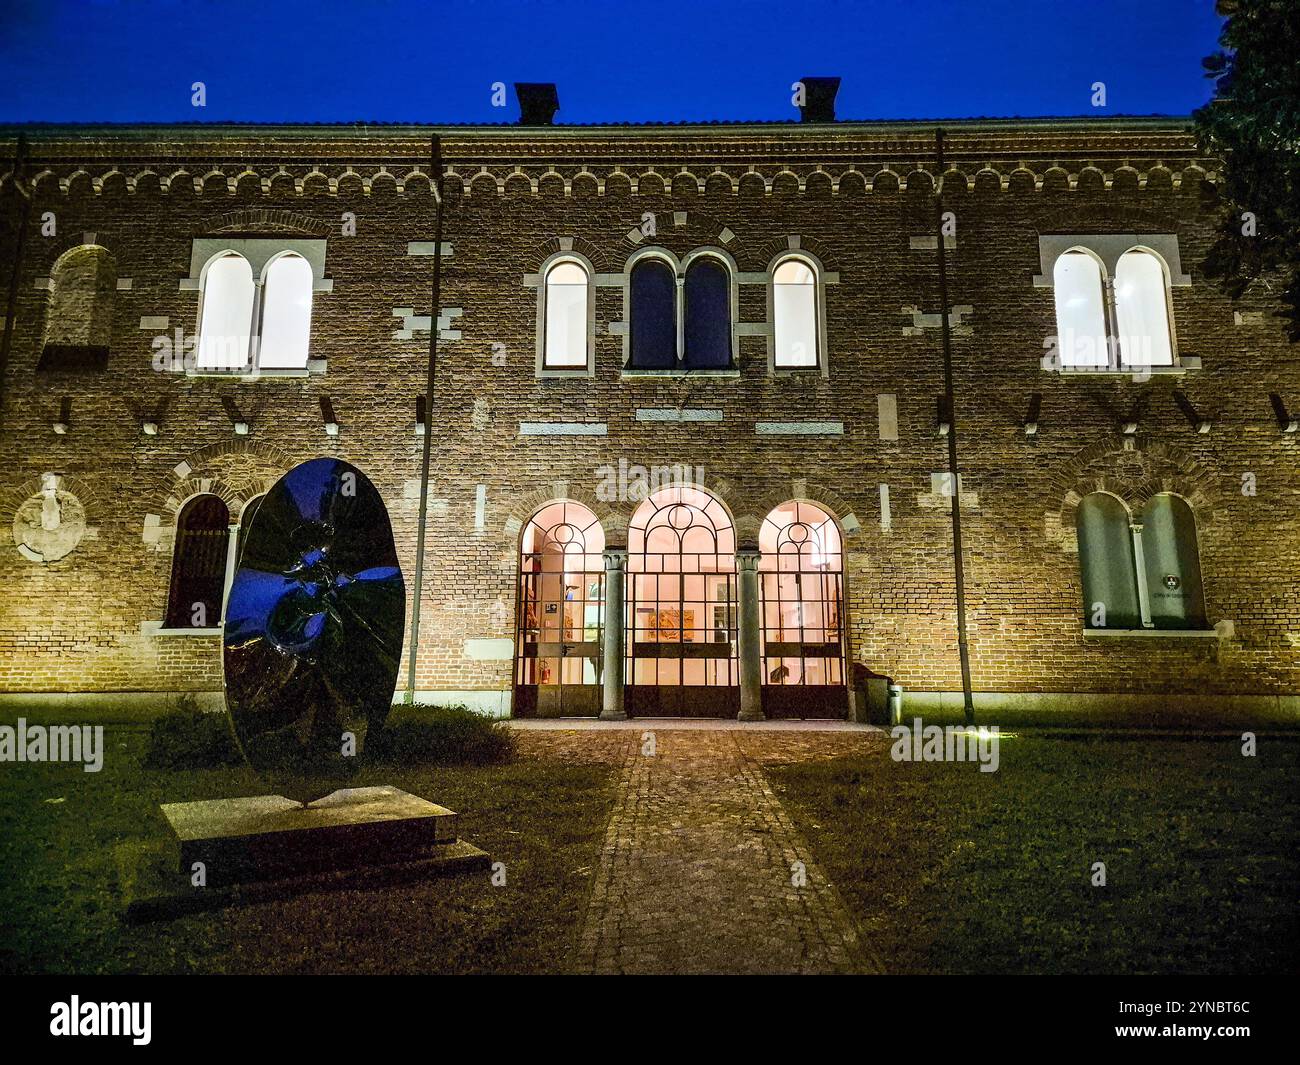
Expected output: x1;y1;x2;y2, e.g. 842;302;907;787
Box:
403;135;447;706
0;132;31;433
933;127;976;726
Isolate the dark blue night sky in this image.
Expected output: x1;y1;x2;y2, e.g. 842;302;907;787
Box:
0;0;1222;125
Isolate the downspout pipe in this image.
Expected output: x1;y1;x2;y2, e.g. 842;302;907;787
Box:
403;135;446;705
933;127;976;726
0;132;31;433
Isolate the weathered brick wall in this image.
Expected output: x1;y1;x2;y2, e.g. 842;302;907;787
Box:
0;121;1296;708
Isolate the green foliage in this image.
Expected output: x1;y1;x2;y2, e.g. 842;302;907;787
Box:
142;700;514;770
1194;0;1300;339
142;697;241;770
368;705;515;766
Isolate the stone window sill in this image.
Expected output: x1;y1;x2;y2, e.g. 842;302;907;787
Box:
537;367;594;379
1049;358;1200;378
1083;627;1219;639
146;625;223;637
184;360;325;380
621;369;740;380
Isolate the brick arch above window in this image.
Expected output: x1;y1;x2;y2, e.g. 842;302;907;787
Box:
146;442;293;551
747;482;863;546
502;482;623;547
1045;436;1219;554
201;207;331;237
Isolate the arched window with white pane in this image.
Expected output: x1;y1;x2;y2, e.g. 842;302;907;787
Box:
258;252;314;369
772;257;819;369
1139;494;1205;629
1114;249;1174;367
1052;250;1109;368
197;252;255;370
542;258;590;371
1076;492;1140;629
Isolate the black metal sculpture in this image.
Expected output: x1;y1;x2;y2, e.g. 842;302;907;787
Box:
223;458;405;802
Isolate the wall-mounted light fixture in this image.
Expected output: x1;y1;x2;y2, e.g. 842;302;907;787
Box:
936;395;951;437
221;396;249;436
1269;393;1298;434
1023;392;1041;436
320;396;339;437
1173;390;1211;434
52;396;71;434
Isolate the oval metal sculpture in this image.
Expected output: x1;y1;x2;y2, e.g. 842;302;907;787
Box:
224;458;405;803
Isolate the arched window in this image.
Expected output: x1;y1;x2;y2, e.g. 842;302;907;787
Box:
258;252;313;369
234;493;265;569
542;259;589;369
683;257;732;369
1053;251;1108;368
1115;249;1174;367
1139;495;1206;629
772;258;818;369
516;501;606;716
1076;493;1140;629
197;253;255;370
759;502;844;691
165;495;231;629
40;245;116;371
627;486;737;713
629;258;677;369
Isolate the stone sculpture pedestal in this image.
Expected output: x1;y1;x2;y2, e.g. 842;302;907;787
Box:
123;786;489;922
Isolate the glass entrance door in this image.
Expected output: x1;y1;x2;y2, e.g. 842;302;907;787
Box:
515;502;605;717
626;485;739;717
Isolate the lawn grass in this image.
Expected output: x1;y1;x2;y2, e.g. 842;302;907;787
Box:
769;734;1300;974
0;724;614;975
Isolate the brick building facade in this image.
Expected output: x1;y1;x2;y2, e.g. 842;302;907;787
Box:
1;107;1297;721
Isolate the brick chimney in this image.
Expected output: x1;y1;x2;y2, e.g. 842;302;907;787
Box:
797;77;841;123
514;83;560;126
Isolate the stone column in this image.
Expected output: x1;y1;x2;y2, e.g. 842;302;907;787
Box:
219;523;240;624
736;548;765;721
599;548;628;720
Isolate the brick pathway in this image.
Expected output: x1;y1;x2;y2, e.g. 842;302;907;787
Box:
515;724;884;975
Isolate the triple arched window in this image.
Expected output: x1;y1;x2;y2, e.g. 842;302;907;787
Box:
1050;245;1175;370
1076;492;1207;631
196;249;315;372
